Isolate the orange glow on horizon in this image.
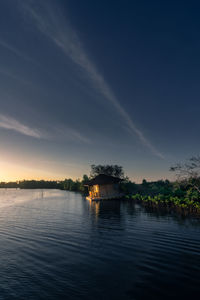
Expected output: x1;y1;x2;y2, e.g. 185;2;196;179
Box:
0;161;75;182
0;156;173;183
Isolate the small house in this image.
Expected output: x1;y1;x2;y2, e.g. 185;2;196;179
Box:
85;174;123;200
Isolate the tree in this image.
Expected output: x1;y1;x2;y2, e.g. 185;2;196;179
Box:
82;174;89;184
90;164;125;179
170;156;200;194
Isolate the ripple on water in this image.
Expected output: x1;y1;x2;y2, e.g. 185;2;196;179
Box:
0;190;200;299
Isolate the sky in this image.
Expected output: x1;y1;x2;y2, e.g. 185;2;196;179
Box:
0;0;200;182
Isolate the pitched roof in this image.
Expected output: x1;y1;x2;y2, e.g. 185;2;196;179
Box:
84;174;122;186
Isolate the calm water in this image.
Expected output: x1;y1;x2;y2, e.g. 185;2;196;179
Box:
0;189;200;300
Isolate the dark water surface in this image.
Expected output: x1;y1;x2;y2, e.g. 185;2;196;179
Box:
0;189;200;299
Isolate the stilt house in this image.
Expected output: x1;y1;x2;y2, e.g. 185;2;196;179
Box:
85;174;123;200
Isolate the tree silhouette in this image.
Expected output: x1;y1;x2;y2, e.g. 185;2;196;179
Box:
90;164;125;179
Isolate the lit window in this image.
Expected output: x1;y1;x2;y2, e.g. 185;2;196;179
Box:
94;185;99;192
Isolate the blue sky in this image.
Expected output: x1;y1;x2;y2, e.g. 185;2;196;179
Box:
0;0;200;182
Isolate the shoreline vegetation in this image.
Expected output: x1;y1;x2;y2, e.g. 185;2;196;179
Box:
0;175;200;216
1;177;200;217
1;161;200;217
126;194;200;217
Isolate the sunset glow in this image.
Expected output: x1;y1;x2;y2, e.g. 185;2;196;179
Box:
0;0;199;182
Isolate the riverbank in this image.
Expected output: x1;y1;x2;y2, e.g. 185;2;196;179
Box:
126;194;200;217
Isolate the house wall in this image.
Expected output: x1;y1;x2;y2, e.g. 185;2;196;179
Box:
89;184;120;199
99;184;116;197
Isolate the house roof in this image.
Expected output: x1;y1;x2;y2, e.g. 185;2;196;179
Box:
84;174;122;186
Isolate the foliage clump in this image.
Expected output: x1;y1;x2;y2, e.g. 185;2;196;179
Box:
90;164;125;179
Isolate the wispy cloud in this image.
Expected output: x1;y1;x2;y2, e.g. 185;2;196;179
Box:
0;113;90;144
0;39;37;64
54;126;91;144
0;68;31;85
0;114;44;138
21;1;163;158
64;128;91;144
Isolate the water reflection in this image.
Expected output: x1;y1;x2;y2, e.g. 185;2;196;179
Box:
0;190;200;300
87;197;200;229
88;199;122;218
87;198;100;219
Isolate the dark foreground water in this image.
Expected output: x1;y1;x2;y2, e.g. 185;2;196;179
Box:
0;189;200;300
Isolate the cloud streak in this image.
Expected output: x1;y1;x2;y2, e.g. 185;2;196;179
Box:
53;126;91;144
22;1;163;158
0;114;43;138
0;68;31;85
0;39;37;64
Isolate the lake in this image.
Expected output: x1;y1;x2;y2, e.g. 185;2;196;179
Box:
0;189;200;299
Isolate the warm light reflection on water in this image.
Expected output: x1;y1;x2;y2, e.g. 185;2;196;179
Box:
87;199;100;219
0;189;200;299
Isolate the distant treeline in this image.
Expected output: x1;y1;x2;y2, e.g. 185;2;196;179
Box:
0;175;90;193
1;162;200;216
0;180;62;189
0;177;186;196
1;174;200;215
